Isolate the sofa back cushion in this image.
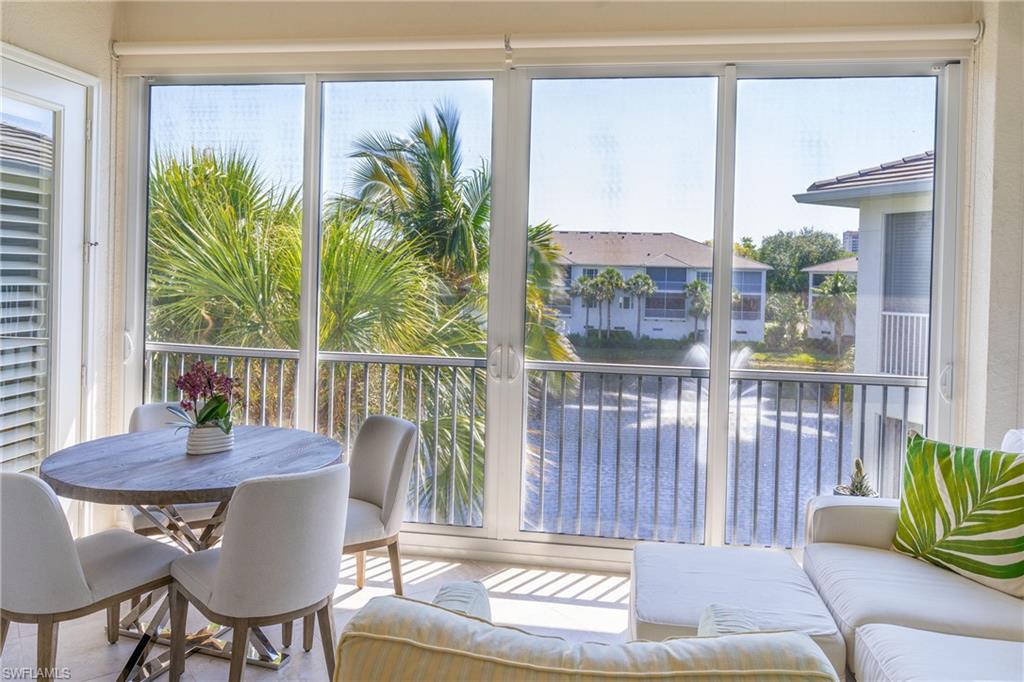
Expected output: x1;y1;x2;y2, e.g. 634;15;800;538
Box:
336;595;838;681
893;433;1024;598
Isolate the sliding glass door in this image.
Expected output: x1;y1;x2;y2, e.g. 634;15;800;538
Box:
316;78;493;528
518;76;719;543
136;63;958;551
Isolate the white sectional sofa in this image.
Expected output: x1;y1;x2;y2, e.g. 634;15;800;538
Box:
803;495;1024;681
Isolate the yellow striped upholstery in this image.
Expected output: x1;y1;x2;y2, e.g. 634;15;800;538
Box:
336;596;839;681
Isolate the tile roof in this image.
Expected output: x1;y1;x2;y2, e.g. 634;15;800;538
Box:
802;256;858;274
552;231;771;271
804;151;933;193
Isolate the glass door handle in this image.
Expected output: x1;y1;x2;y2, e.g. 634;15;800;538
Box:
488;345;504;380
506;347;522;381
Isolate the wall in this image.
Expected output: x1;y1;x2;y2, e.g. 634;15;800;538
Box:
961;2;1024;447
1;0;122;532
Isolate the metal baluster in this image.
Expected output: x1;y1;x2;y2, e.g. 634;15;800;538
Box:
380;363;387;415
792;382;804;548
837;383;846;486
449;367;458;525
243;359;252;425
467;366;478;526
362;363;370;422
145;352;153;402
345;363;353;452
772;382;782;548
731;379;742;544
575;373;585;536
653;376;663;540
879;384;889;496
692;377;703;544
260;358;268;425
414;366;423;522
752;380;763;546
178;355;186;400
858;384;867;464
614;374;624;538
276;360;285;426
672;376;683;542
557;372;567;534
431;365;440;525
633;376;642;540
327;362;336;437
815;383;823;495
539;371;548;531
161;354;169;402
595;374;605;537
397;366;405;418
900;385;910;492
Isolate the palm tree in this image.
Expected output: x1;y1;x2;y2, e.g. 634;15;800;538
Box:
349;103;489;294
147;149;302;349
596;268;624;339
813;272;857;357
570;275;596;333
686;279;711;340
624;272;657;340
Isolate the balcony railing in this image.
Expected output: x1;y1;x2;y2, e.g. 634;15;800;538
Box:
144;343;925;549
880;311;929;376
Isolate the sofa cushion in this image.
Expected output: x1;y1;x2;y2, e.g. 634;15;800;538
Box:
854;624;1024;682
630;543;845;676
803;542;1024;667
892;433;1024;597
337;595;839;681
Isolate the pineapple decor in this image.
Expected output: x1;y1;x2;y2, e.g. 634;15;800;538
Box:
834;458;878;497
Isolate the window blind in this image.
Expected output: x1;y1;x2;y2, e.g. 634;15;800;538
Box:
1;120;54;473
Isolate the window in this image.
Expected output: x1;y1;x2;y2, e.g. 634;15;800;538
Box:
645;266;687;318
731;271;762;320
696;270;712;285
620;296;632;310
581;267;599;279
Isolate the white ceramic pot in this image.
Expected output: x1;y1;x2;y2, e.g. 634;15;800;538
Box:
186;426;234;455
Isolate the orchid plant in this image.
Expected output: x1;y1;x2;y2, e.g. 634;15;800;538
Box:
167;361;238;434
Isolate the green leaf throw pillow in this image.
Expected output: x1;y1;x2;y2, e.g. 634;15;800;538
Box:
893;433;1024;597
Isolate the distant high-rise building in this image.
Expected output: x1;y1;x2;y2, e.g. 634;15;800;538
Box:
843;230;859;253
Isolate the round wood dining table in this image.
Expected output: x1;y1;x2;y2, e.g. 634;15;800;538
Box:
40;425;343;681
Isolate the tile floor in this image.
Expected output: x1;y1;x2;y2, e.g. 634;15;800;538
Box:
0;553;630;681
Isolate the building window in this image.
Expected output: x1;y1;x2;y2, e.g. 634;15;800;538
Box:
581;267;598;279
696;270;712;285
551;265;571;316
619;295;632;310
645;266;687;318
732;270;762;320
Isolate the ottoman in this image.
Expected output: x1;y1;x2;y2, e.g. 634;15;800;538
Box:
630;543;846;675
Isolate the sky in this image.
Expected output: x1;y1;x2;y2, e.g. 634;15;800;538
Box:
149;75;936;246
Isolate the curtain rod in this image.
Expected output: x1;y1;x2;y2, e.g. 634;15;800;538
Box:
112;23;982;57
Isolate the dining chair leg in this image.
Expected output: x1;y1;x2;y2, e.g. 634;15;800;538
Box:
229;620;249;682
355;550;366;589
302;613;314;652
281;620;293;647
388;540;404;595
168;587;188;681
1;617;9;653
36;617;59;679
106;604;120;644
316;601;337;676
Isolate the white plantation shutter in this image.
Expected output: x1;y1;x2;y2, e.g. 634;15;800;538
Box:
1;121;54;473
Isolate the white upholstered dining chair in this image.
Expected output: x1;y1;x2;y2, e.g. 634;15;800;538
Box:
287;416;417;655
168;464;350;681
0;473;183;675
343;415;418;593
125;402;224;535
